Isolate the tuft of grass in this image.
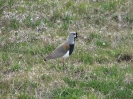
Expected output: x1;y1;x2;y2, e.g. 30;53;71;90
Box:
109;88;133;99
0;0;7;14
8;0;14;8
9;18;21;30
2;52;9;62
99;1;117;11
63;77;77;88
11;63;21;71
18;93;36;99
41;74;52;83
50;87;87;99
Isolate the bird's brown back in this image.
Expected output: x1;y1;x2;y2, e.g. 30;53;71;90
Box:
45;41;70;60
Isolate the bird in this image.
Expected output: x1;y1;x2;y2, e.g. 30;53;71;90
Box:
44;32;77;65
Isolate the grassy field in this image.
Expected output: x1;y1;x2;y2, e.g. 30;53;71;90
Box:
0;0;133;99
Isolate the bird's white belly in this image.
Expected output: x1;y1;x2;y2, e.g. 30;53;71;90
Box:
62;51;69;58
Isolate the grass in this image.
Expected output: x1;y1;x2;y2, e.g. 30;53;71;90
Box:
0;0;133;99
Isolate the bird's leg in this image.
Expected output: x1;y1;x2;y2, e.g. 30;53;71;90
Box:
62;58;66;70
62;58;64;65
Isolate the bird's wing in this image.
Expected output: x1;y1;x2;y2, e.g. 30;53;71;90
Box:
45;42;70;60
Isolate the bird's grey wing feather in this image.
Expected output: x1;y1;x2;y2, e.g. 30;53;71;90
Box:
45;42;69;60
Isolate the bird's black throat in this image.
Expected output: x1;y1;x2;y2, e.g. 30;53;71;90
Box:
69;44;74;55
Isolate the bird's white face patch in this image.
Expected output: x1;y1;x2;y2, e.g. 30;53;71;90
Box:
62;50;69;58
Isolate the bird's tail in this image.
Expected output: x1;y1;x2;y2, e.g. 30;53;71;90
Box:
44;58;47;61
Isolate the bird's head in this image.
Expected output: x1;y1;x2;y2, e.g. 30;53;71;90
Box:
69;32;77;38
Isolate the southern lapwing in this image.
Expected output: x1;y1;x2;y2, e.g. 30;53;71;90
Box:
44;32;77;65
